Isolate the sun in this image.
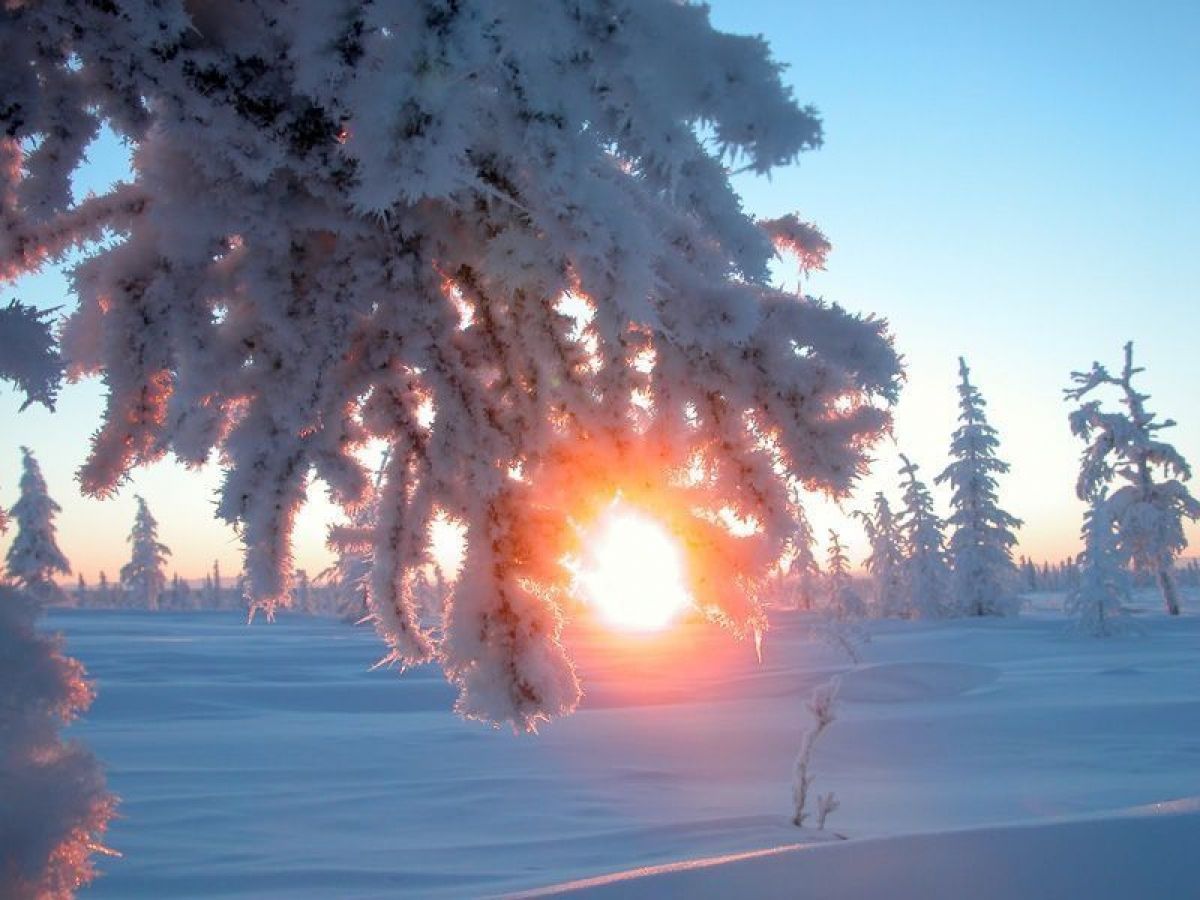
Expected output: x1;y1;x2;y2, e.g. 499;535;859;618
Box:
575;504;694;632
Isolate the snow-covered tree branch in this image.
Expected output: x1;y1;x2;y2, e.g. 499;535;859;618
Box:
1;1;900;729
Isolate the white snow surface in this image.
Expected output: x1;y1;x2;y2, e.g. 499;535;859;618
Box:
51;590;1200;898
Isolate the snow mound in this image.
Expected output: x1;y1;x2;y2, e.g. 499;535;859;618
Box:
835;661;997;703
516;800;1200;899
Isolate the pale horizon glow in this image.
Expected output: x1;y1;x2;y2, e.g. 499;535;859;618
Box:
575;506;694;632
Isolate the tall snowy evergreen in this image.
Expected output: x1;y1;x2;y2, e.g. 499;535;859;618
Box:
1066;342;1199;615
934;358;1021;616
0;3;900;730
5;447;71;604
897;455;951;618
1066;492;1130;636
855;492;906;617
119;496;171;611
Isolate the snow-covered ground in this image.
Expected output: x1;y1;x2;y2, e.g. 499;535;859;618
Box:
52;590;1200;898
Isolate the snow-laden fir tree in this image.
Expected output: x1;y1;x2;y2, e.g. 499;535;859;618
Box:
1066;342;1199;615
5;447;71;604
0;2;900;731
209;561;223;609
119;496;171;611
854;492;905;617
934;358;1021;616
1066;491;1131;636
823;529;864;619
897;455;951;618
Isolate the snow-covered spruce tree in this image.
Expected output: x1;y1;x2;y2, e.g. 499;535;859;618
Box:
854;492;905;617
1;2;899;729
6;447;71;605
119;496;171;611
1066;342;1199;615
897;454;951;618
934;358;1021;616
1;479;113;897
1066;491;1131;636
823;529;863;619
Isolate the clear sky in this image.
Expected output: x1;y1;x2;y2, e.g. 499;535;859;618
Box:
2;0;1198;580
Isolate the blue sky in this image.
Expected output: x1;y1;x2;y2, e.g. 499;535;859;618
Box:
2;0;1197;578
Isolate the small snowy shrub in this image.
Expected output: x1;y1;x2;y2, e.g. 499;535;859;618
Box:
792;678;839;829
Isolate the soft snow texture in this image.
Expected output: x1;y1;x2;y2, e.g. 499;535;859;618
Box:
1;0;899;730
53;589;1200;898
0;584;113;899
935;358;1021;616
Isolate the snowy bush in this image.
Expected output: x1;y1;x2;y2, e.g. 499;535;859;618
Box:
1066;342;1199;615
1066;492;1131;636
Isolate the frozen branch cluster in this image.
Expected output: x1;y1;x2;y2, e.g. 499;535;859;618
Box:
0;299;62;409
0;1;899;729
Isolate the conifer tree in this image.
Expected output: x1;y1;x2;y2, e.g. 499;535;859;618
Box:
5;447;71;604
210;561;223;608
935;358;1022;616
1066;491;1130;635
120;496;171;611
897;454;951;617
823;529;864;620
1066;342;1199;615
96;571;111;607
855;492;905;617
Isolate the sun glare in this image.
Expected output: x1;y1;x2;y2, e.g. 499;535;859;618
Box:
576;505;693;632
